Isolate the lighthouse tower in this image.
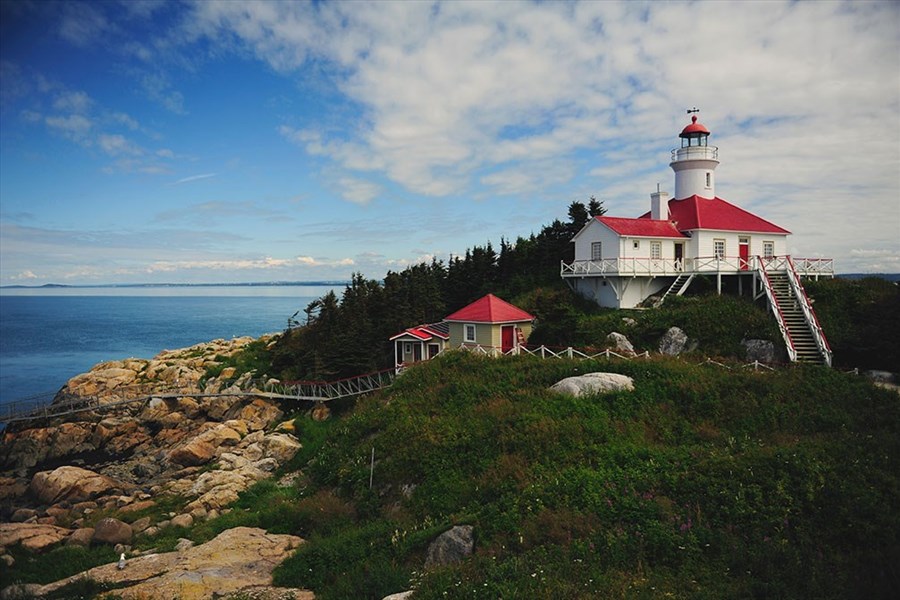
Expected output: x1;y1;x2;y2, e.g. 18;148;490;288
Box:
670;114;719;200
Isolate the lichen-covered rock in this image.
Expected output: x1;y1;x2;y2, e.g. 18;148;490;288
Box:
65;527;95;547
261;433;301;463
92;517;133;545
32;527;309;600
659;326;689;356
0;523;70;552
425;525;475;568
549;373;635;397
742;338;784;363
29;466;122;505
167;439;216;467
606;331;636;356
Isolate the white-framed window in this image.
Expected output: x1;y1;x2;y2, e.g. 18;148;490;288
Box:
464;324;477;343
404;342;412;354
633;240;640;250
650;241;661;259
763;241;775;259
714;239;726;259
591;242;602;261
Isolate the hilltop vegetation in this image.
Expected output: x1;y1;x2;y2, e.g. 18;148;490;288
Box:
186;353;899;599
249;198;897;382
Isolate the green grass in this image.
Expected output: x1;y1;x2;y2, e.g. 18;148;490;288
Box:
267;352;899;599
6;347;897;599
0;544;117;586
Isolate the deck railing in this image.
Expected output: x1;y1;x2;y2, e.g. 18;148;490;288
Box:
562;255;834;278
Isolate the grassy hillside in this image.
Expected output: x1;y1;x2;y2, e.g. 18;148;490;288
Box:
199;352;899;599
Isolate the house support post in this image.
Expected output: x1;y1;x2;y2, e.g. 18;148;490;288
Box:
717;272;722;295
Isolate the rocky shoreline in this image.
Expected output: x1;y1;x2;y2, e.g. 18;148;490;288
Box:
0;335;315;599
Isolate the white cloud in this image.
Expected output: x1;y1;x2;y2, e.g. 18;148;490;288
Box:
98;133;143;156
58;2;111;47
10;270;38;280
337;176;380;205
53;90;92;114
140;71;185;114
112;112;140;130
45;114;93;139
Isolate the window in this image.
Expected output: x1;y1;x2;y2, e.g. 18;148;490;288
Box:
591;242;602;261
404;342;412;354
650;241;661;259
464;324;477;343
633;240;640;250
763;241;775;259
705;172;711;187
714;239;726;259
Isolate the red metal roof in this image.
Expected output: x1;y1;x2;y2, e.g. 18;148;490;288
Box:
389;323;450;342
444;294;534;323
597;216;688;238
680;115;710;137
638;195;791;234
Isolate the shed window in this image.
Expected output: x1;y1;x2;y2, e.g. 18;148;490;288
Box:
404;342;412;354
591;242;602;261
633;240;640;250
464;324;477;343
763;241;775;259
650;241;661;259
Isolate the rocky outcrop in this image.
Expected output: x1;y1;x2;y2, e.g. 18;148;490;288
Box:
425;525;475;568
92;517;133;545
0;523;71;552
742;338;785;363
606;332;636;356
0;335;303;562
659;326;690;356
549;373;635;397
30;527;311;600
28;466;124;505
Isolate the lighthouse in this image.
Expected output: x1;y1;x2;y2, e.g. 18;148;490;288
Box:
670;113;719;200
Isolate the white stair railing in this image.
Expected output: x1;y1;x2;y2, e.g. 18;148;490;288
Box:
785;257;833;366
756;258;797;362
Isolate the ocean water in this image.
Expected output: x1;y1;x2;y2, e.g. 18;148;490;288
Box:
0;286;340;408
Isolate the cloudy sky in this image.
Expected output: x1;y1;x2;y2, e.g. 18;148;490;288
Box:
1;0;898;285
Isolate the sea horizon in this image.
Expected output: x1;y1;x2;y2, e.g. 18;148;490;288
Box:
0;285;345;408
1;280;350;290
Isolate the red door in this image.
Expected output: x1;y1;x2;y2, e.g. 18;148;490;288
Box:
739;241;750;270
501;326;514;354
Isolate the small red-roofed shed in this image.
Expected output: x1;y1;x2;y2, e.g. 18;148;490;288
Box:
444;294;535;354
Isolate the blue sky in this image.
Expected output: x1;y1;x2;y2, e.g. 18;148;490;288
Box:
1;0;898;285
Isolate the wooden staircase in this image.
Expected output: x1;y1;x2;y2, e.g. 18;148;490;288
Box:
656;273;695;306
758;259;832;366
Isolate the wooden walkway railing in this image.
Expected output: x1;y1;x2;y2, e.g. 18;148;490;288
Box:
0;368;398;427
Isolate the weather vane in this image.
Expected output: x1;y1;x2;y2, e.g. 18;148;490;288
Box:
686;107;700;115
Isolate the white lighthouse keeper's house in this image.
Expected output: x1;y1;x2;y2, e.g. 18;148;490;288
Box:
561;112;834;365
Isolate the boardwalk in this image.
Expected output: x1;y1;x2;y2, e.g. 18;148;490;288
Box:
0;368;397;428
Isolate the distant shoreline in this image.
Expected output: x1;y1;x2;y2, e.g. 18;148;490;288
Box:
0;281;351;290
